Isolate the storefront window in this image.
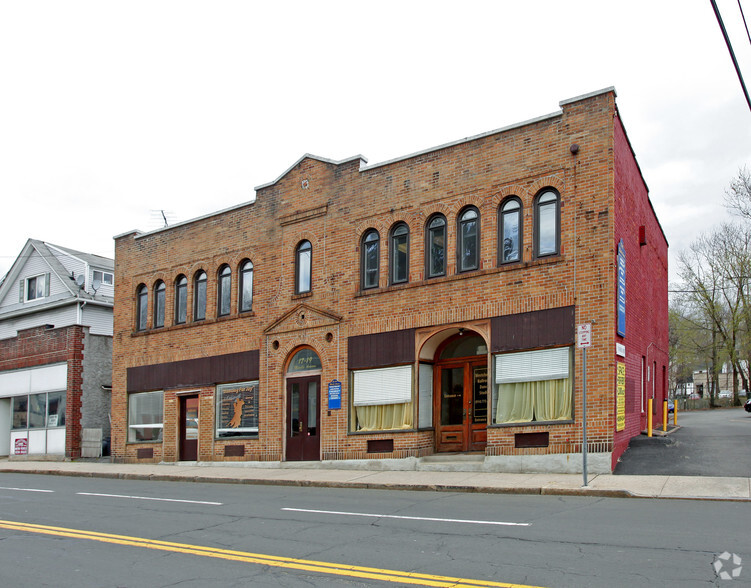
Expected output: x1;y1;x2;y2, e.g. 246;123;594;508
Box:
351;365;414;432
47;391;66;427
128;390;164;442
12;396;27;429
215;381;259;438
28;393;47;428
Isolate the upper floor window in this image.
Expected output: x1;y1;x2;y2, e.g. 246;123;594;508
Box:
153;281;166;328
217;265;231;316
499;198;522;264
535;190;560;257
295;240;312;294
426;214;446;278
390;223;409;285
361;230;380;290
458;207;480;272
239;260;253;312
136;284;148;331
194;271;207;321
92;270;114;286
24;273;48;302
175;275;188;324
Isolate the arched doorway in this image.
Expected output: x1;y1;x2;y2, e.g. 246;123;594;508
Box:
285;347;321;461
434;331;488;452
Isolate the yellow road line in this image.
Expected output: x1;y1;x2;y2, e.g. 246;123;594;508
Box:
0;519;547;588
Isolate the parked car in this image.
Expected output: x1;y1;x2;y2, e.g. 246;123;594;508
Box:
718;390;732;399
744;398;751;413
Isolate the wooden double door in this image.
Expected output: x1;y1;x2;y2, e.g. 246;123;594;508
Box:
435;360;488;452
286;375;321;461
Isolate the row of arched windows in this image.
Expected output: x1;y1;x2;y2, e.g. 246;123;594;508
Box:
136;260;254;331
360;189;560;289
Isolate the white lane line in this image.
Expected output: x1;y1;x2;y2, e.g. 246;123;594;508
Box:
0;487;54;493
77;492;222;506
281;507;530;527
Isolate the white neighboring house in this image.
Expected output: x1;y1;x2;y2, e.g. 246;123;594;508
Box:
0;239;113;458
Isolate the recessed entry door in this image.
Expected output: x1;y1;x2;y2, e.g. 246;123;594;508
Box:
435;361;487;452
286;376;321;461
179;395;199;461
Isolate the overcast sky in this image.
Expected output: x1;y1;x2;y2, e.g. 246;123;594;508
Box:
1;1;750;284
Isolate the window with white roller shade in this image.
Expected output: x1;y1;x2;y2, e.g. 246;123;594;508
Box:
495;347;569;384
353;365;412;406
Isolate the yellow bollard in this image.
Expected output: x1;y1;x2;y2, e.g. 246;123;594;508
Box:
647;398;653;437
674;398;678;425
663;399;668;432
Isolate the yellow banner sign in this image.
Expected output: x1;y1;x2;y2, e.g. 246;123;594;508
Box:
616;362;626;431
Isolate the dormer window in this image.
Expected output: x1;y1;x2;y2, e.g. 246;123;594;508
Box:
23;273;49;302
93;270;114;286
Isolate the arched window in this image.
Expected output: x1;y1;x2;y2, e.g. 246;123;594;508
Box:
457;207;480;272
535;190;560;257
217;265;231;316
389;223;409;285
295;240;312;294
153;281;166;328
239;260;253;312
426;214;446;278
499;198;522;264
194;271;207;321
136;284;148;331
174;275;187;324
361;230;380;290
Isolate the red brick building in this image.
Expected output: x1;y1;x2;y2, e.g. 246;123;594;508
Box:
112;88;668;473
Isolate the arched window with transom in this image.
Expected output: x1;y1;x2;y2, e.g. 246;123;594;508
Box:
239;260;253;312
175;275;188;324
457;206;480;272
217;265;231;316
153;281;166;328
425;214;446;278
389;223;409;285
534;189;560;257
361;230;380;290
194;271;207;321
295;240;312;294
499;197;522;264
136;284;148;331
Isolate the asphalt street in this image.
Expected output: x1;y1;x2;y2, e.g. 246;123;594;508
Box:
614;407;751;477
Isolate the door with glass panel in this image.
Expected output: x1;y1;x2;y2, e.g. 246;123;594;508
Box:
286;376;320;461
434;332;488;452
179;395;199;461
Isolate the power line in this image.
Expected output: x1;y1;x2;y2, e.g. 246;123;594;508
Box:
710;0;751;112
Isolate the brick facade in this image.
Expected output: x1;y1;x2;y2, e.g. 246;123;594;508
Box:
0;324;86;458
112;88;668;472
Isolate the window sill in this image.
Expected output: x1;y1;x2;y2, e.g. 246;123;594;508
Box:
292;292;313;300
489;418;574;428
131;311;256;337
355;255;565;298
347;427;416;435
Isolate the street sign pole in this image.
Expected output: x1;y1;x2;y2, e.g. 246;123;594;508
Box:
577;323;592;487
582;346;588;487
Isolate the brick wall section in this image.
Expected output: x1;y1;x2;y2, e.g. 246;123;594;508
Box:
112;90;667;468
0;324;87;457
612;113;669;466
81;332;113;439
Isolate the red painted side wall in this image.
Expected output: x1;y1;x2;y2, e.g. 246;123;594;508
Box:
0;324;86;458
612;114;669;467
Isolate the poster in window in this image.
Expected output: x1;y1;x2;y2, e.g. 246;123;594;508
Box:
216;381;259;437
473;367;488;423
616;363;626;431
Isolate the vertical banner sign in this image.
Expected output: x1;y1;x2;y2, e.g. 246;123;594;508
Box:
616;363;626;431
328;380;342;410
617;239;626;337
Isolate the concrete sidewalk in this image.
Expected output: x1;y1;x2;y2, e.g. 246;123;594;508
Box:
1;459;749;502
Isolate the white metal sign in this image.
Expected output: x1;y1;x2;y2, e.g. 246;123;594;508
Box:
577;323;592;348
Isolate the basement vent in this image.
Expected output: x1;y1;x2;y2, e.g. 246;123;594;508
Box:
367;439;394;454
515;432;549;448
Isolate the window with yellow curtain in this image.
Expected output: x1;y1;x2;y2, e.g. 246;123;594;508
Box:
494;347;572;424
351;365;414;432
